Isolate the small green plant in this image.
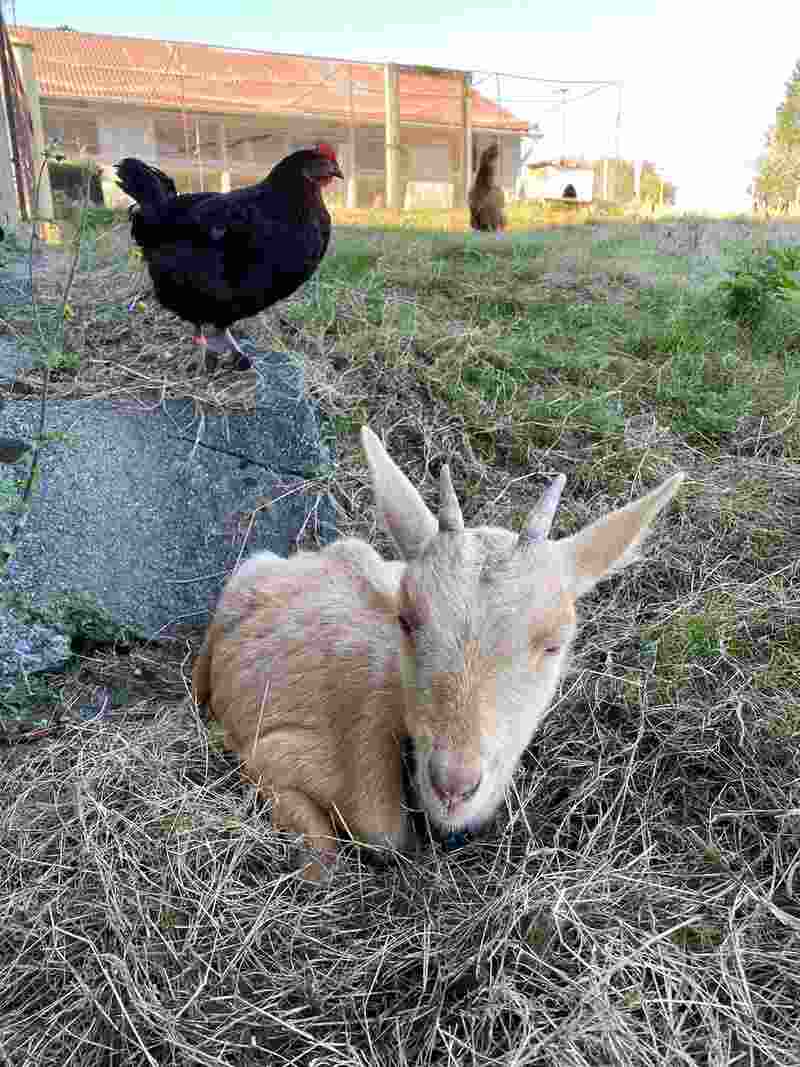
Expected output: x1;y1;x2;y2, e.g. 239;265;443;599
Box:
622;990;643;1011
768;705;800;737
1;589;144;654
0;674;61;728
46;348;81;371
0;144;93;578
81;205;116;230
0;228;28;257
669;925;723;950
0;477;23;513
206;720;226;753
48;591;144;650
159;815;194;834
719;245;800;329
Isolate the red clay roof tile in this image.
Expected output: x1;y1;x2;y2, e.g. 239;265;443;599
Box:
13;26;528;131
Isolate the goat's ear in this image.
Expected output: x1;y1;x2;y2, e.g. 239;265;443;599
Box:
361;426;438;559
563;472;685;598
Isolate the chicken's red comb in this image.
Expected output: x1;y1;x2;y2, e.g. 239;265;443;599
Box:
316;142;337;161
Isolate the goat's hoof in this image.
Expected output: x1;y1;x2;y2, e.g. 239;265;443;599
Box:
299;846;339;883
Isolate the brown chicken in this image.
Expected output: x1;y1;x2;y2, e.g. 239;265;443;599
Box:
469;143;507;233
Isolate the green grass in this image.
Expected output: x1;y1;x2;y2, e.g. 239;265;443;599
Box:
299;222;800;455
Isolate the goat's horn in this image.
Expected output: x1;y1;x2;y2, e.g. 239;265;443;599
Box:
517;474;566;550
438;464;464;532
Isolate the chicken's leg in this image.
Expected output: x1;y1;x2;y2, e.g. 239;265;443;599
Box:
191;327;250;374
192;327;215;374
207;326;252;372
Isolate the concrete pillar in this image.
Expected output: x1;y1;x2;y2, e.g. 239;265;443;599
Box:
218;120;230;191
346;66;358;208
346;129;358;208
145;116;157;162
384;63;400;209
193;119;205;192
633;159;642;201
462;72;473;208
10;37;54;221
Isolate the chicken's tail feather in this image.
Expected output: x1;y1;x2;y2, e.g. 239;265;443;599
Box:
115;158;177;223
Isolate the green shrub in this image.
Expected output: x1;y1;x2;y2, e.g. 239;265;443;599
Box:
47;159;104;209
719;245;800;328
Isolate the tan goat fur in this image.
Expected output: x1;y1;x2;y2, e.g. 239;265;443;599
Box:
193;426;684;879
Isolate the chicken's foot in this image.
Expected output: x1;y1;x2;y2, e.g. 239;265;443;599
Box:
207;327;252;372
193;327;252;374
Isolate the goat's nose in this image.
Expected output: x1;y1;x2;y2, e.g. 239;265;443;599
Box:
429;748;481;804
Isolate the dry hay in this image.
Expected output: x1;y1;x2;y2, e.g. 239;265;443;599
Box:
2;468;800;1064
1;224;258;414
2;675;799;1065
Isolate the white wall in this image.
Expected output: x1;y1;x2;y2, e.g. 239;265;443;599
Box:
404;142;454;208
525;166;594;202
97;113;157;163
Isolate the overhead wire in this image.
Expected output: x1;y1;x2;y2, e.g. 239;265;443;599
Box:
50;38;622;196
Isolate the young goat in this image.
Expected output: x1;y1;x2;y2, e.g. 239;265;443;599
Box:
193;426;684;879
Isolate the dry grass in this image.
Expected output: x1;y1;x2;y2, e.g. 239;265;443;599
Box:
1;208;800;1065
1;222;257;413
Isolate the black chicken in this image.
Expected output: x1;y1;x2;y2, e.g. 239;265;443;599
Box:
115;144;343;372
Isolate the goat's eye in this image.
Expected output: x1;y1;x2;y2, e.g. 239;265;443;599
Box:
543;643;561;656
398;614;416;638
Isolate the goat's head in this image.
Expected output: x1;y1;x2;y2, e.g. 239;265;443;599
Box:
361;426;684;840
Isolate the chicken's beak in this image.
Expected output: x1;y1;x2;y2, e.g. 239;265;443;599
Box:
306;158;344;182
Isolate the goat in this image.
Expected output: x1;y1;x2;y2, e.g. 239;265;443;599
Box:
193;426;684;880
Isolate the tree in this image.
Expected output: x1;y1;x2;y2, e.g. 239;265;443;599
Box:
587;157;675;206
640;162;676;207
776;58;800;145
754;57;800;210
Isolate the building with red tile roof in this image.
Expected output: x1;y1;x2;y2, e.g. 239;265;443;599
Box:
11;25;530;209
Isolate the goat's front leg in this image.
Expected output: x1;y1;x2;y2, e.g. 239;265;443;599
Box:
242;739;340;881
268;785;340;883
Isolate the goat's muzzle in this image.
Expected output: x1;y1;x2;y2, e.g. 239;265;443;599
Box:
429;744;482;810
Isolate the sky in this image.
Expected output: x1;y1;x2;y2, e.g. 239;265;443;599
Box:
9;0;800;211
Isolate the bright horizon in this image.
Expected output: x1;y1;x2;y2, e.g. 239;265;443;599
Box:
9;0;800;212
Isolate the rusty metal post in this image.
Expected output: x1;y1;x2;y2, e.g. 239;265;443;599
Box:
10;36;53;220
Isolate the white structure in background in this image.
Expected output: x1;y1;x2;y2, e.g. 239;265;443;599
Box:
521;159;594;203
